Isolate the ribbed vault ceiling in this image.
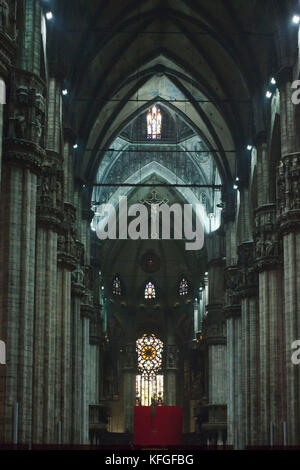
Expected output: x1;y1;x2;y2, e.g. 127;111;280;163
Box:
49;0;285;186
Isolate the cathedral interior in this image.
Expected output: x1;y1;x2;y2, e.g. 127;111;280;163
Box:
0;0;300;450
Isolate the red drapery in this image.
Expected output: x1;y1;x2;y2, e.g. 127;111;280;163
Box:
134;406;182;447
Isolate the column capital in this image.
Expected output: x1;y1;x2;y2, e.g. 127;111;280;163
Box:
253;204;283;271
57;203;78;270
122;343;137;371
36;163;64;231
224;265;242;308
277;152;300;234
3;138;44;173
165;344;179;370
237;242;258;298
71;265;86;297
203;316;226;345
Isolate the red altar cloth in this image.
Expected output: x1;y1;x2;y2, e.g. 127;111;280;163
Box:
133;406;182;447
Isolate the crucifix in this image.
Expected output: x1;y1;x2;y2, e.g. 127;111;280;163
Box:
139;190;169;239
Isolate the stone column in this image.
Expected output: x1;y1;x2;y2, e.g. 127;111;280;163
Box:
52;120;77;444
32;66;64;443
80;304;92;444
0;67;45;444
20;0;42;75
123;343;136;433
277;152;300;445
254;204;284;446
71;249;85;444
275;66;300;445
202;230;227;445
63;127;76;203
56;203;77;443
237;242;259;448
224;266;242;449
32;161;63;444
165;344;178;406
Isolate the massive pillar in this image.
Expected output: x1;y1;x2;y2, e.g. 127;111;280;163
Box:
252;133;285;446
0;0;44;444
123;343;136;432
277;152;300;445
0;79;45;444
224;265;242;449
32;62;64;443
71;245;85;444
276;66;300;445
237;242;259;448
203;230;227;445
55;128;77;443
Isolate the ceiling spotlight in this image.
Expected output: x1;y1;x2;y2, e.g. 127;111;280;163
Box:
205;272;208;276
270;77;276;85
247;145;252;151
46;12;53;20
236;177;240;182
266;90;272;99
293;15;300;24
62;89;68;96
73;144;78;149
233;184;238;190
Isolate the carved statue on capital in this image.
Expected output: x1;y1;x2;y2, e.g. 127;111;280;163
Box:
38;164;64;211
123;343;136;370
277;153;300;224
237;242;258;297
224;266;243;306
166;345;178;369
72;264;85;286
8;83;45;145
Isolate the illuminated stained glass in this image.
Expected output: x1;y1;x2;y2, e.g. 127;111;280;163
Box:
179;277;188;296
136;334;164;406
147;105;162;139
144;281;156;299
112;276;121;295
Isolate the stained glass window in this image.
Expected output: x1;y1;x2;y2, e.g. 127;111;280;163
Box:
147;105;162;139
179;277;188;296
112;276;121;295
136;334;164;406
144;281;156;299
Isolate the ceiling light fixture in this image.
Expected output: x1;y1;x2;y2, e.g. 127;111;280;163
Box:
46;11;53;20
266;90;272;99
293;15;300;24
62;89;68;96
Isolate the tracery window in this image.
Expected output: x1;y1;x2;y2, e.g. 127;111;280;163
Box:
147;105;162;139
112;275;121;296
179;277;188;296
144;281;156;299
136;334;164;406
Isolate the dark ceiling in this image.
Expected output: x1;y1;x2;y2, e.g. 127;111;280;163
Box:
47;0;293;185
